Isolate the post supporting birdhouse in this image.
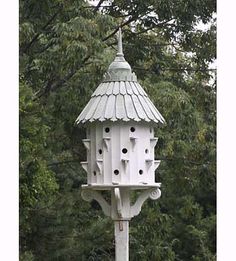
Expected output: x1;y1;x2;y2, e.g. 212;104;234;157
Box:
115;220;129;261
76;28;165;260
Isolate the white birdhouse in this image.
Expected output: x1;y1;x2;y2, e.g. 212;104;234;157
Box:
76;29;165;189
76;28;166;261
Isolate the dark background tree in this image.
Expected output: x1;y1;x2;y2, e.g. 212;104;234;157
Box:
19;0;216;260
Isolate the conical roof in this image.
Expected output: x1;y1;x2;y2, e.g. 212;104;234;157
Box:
76;28;165;124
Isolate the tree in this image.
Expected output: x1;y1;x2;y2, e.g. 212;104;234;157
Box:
20;0;216;260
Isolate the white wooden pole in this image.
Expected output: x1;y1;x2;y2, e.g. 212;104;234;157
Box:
114;220;129;261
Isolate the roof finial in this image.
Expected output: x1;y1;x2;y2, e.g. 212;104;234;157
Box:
117;27;124;56
107;26;131;73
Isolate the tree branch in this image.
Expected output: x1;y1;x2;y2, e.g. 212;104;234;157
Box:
133;66;216;73
33;56;91;100
158;156;211;166
102;8;155;42
20;7;62;54
47;160;79;167
93;0;105;13
27;195;63;212
102;12;142;42
134;19;174;35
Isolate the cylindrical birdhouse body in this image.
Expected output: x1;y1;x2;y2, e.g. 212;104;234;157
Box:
81;122;160;187
76;29;165;190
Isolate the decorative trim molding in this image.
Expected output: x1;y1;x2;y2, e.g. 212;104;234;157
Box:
114;188;123;217
81;189;111;217
103;71;137;82
81;187;161;220
130;188;161;217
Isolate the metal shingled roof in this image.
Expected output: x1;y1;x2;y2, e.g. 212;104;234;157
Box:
75;81;165;124
75;28;165;125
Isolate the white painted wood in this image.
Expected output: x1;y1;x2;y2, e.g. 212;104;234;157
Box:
81;189;111;217
82;184;161;189
150;137;158;148
114;188;122;217
82;122;160;187
154;160;161;171
81;185;161;261
103;124;112;184
95;125;103;183
115;221;129;261
137;126;151;184
120;124;130;184
80;161;88;172
103;137;110;151
82;139;90;150
82;186;161;220
95;160;103;174
130;188;161;217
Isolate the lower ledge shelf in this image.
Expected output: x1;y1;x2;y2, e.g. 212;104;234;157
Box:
82;183;161;190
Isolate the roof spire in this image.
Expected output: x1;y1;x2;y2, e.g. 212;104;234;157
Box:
107;26;132;75
117;27;123;56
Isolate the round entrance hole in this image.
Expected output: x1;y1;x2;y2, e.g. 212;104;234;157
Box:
122;148;128;154
130;127;135;132
98;149;102;154
105;127;110;133
93;171;96;176
145;149;149;154
114;169;119;175
139;169;143;175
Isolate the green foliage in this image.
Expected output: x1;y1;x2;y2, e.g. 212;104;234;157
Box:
19;251;35;261
20;0;216;260
19;79;59;253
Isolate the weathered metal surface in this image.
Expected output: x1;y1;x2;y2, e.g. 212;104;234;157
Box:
119;81;126;95
116;94;126;120
124;95;139;120
134;82;148;96
104;95;116;119
92;95;108;121
76;81;165;124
